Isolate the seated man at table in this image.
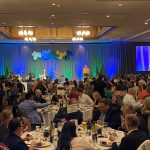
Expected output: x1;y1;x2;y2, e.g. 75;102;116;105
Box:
33;89;47;103
93;100;121;129
53;107;83;125
18;93;50;128
120;104;148;133
77;88;94;106
111;114;148;150
4;118;36;150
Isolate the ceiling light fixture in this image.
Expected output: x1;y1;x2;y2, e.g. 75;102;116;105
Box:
57;4;60;7
18;29;33;36
72;37;83;42
24;37;36;42
145;22;148;25
52;3;56;6
51;14;55;17
51;22;54;24
106;15;110;18
76;30;90;36
118;3;123;7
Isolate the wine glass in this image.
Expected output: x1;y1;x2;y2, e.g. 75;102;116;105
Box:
57;122;63;131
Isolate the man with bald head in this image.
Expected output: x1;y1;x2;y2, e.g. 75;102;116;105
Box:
33;89;46;103
123;88;142;109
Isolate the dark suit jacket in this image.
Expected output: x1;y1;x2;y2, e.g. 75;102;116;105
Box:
93;106;121;129
118;130;148;150
4;132;28;150
53;107;83;125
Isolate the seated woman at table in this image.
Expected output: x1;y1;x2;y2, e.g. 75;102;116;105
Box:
0;109;13;143
4;118;36;150
57;121;95;150
69;87;78;104
18;93;51;128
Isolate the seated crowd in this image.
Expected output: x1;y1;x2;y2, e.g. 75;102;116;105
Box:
0;74;150;150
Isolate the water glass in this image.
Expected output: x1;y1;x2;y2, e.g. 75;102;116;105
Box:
41;123;45;130
58;122;63;131
36;126;40;132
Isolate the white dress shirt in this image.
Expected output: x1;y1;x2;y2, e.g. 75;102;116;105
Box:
78;93;94;105
123;93;142;108
71;136;96;150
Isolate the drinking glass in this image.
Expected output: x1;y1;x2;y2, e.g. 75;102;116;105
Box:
41;123;45;130
58;122;63;131
82;121;87;131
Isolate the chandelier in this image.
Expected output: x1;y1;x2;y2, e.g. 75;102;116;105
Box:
72;37;83;42
18;27;37;42
76;30;90;36
24;37;36;42
18;29;33;36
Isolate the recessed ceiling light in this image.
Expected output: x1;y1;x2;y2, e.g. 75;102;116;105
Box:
2;22;6;25
145;22;148;25
57;4;60;7
118;3;123;7
51;22;54;25
51;14;55;17
52;3;56;6
106;15;110;18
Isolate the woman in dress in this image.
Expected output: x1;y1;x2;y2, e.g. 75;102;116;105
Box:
57;121;95;150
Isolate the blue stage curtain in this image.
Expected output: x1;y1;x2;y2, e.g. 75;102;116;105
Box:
0;42;135;80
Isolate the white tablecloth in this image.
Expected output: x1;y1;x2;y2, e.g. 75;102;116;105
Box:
23;127;124;150
39;106;93;127
82;108;93;121
40;110;57;127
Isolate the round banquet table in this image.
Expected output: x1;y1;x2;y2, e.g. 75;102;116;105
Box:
39;107;93;127
23;127;124;150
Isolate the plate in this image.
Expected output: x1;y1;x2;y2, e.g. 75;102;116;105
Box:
99;138;112;147
25;140;33;145
36;142;51;148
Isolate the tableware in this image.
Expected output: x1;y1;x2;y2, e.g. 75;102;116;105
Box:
99;138;112;147
82;121;87;131
58;122;63;131
36;141;51;148
43;130;50;138
92;133;97;143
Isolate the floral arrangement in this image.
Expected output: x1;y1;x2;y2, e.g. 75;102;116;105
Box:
32;50;73;61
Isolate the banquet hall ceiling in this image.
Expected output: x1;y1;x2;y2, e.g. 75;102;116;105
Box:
0;0;150;42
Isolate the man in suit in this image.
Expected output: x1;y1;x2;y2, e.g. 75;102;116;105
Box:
53;107;83;125
112;114;148;150
93;100;121;129
120;104;148;133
